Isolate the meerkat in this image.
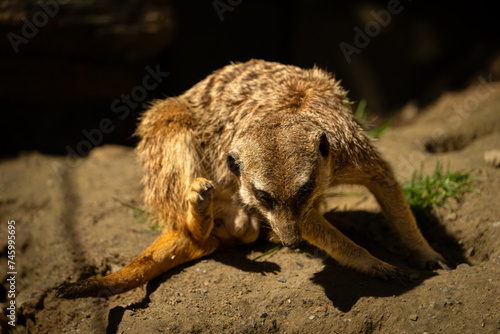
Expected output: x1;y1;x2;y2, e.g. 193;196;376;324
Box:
58;59;446;298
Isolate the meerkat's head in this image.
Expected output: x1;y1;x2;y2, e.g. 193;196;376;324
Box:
227;114;333;248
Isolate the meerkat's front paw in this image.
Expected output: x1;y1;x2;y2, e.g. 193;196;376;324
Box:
188;178;215;216
414;250;450;271
367;261;409;284
187;178;216;240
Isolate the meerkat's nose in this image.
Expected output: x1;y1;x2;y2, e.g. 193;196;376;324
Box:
281;236;302;249
272;219;302;248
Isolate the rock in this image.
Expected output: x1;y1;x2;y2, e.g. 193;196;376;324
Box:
484;150;500;167
277;277;287;283
446;212;458;221
466;247;475;257
409;314;419;321
259;311;268;318
456;263;471;269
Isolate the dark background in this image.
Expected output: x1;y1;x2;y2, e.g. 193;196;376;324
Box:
1;0;498;158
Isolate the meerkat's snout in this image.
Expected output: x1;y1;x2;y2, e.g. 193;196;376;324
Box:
227;151;307;248
272;221;302;248
283;238;301;249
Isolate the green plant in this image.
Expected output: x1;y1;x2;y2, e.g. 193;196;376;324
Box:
403;163;476;214
252;244;311;261
354;98;392;138
253;244;283;261
112;197;159;231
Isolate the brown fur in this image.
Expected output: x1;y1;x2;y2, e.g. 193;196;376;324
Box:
58;59;445;298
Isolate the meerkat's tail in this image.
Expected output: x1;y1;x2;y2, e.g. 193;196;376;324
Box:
57;230;218;298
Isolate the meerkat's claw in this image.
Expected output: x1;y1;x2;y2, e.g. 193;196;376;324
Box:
390;267;411;285
411;249;448;271
369;262;410;284
436;259;452;271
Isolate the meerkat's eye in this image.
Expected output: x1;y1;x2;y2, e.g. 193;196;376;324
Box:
297;178;316;201
255;190;275;208
226;152;240;176
251;184;275;209
319;133;330;157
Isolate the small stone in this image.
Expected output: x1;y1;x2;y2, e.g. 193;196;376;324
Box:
445;212;457;221
259;311;268;318
456;263;470;269
466;247;475;257
409;314;419;321
309;315;316;320
484;149;500;167
277;278;287;283
110;263;121;274
271;319;277;329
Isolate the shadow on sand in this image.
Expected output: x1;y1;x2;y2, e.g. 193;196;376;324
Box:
105;208;465;331
310;209;466;312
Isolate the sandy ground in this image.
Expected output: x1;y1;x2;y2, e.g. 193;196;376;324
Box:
1;81;500;333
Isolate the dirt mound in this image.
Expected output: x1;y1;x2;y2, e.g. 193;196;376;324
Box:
1;83;499;333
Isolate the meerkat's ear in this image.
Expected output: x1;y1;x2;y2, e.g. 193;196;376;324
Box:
227;152;241;176
318;133;330;157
